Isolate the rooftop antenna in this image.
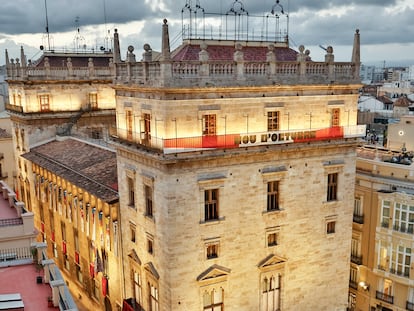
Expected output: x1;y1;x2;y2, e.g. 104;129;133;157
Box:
73;16;86;52
103;0;112;51
44;0;51;50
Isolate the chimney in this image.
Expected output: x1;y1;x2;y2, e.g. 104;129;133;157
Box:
5;49;10;68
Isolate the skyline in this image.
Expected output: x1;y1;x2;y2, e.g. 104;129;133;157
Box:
1;0;414;66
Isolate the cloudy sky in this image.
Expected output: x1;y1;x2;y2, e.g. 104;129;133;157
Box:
1;0;413;66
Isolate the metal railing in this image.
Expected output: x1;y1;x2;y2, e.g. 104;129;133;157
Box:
0;217;23;227
351;254;362;265
376;291;394;304
407;301;414;311
353;213;364;224
349;280;358;290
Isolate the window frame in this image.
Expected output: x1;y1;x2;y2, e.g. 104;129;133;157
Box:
267;180;279;212
267;111;279;131
204;188;219;222
39;94;50;112
327;172;338;202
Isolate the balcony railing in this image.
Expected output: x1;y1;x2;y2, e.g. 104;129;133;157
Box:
0;218;23;227
351;254;362;265
407;301;414;311
5;104;23;113
376;291;394;304
349;280;358;290
353;213;364;224
113;125;366;154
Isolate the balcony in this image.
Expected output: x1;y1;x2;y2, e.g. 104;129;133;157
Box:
376;291;394;304
5;104;23;113
353;213;364;224
349;280;358;290
351;254;362;265
407;301;414;311
113;125;366;155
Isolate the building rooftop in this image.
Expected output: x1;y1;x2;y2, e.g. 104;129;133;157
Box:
172;42;298;62
22;138;118;203
0;264;59;311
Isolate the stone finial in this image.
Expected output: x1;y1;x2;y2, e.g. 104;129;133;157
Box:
352;29;360;64
351;29;361;80
266;44;276;62
199;43;209;62
143;43;152;62
233;43;244;62
20;46;27;67
88;58;94;68
127;45;136;62
5;49;9;67
297;45;306;62
113;28;121;63
325;46;334;63
66;57;72;68
161;19;171;61
44;57;50;67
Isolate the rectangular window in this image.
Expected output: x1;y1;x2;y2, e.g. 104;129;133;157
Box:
206;244;219;259
267;111;279;131
39;95;50;112
126;110;133;141
391;245;411;277
130;223;136;243
393;203;414;234
331;108;340;126
267;181;279;211
127;177;135;207
147;237;153;255
354;197;362;215
327;173;338;201
261;274;280;311
89;93;98;110
381;200;391;228
133;271;142;305
149;284;159;311
203;114;216;136
145;185;153;217
267;232;278;247
142;113;151;142
204;189;219;221
203;288;223;311
326;221;336;234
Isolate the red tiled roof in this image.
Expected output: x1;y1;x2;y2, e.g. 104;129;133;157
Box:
22;139;118;203
394;96;413;107
172;44;298;62
34;53;112;68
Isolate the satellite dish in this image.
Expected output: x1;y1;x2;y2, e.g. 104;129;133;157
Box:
40;45;44;50
100;46;105;51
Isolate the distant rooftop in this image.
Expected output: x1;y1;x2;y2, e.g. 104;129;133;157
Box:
0;264;58;311
22;138;118;203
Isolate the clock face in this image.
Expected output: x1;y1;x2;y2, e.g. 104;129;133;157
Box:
399;130;405;136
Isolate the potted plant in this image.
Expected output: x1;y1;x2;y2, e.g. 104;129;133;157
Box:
47;296;53;307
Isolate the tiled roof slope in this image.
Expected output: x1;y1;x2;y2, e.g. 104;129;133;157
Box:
22;139;118;203
172;44;298;62
34;54;112;67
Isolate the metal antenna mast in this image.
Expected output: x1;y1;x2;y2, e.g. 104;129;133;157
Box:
44;0;51;50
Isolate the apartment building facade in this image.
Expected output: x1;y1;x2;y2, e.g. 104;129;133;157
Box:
352;146;414;311
112;15;364;311
22;138;121;311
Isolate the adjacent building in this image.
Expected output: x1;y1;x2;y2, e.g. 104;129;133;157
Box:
22;138;121;311
352;145;414;311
